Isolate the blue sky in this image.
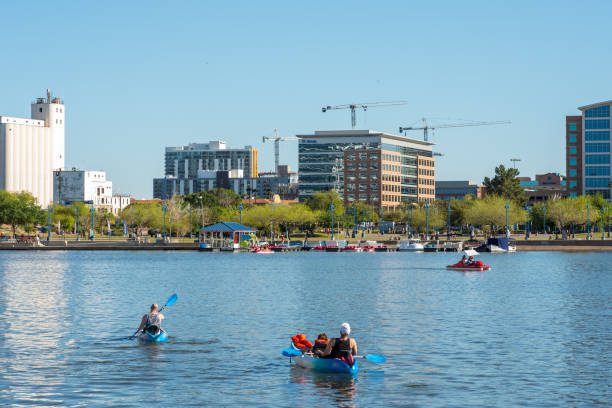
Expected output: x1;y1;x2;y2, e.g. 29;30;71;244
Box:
1;1;611;198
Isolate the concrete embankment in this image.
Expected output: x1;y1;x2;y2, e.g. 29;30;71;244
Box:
0;241;199;251
515;239;612;251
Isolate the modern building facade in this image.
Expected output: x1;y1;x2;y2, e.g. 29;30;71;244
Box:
520;173;567;203
153;141;259;199
53;169;130;214
297;130;435;209
0;90;65;207
435;180;484;200
566;101;611;199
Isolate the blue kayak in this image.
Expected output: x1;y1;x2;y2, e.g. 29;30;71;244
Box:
138;330;168;343
292;353;358;375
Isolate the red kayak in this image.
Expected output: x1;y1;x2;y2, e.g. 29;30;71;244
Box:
446;261;491;271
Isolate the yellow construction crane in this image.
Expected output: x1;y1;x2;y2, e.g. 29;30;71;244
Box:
322;101;409;129
399;118;511;142
262;128;298;174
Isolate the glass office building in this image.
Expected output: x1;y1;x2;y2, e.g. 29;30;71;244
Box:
297;130;435;208
573;102;612;199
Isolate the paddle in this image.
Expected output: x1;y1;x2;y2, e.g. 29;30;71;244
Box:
281;348;386;363
131;293;178;338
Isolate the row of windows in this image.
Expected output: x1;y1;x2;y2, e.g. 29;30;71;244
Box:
585;154;610;164
346;173;378;182
585;142;610;153
382;194;401;203
418;188;434;196
346;163;379;171
585;131;610;141
300;142;381;153
569;134;577;143
346;194;380;202
585;189;611;199
381;143;432;158
585;119;610;129
382;174;401;183
382;153;400;162
418;159;434;167
346;183;379;192
420;178;434;186
419;168;434;176
586;166;610;176
345;152;379;161
585;178;610;188
584;105;610;118
383;164;400;172
383;184;400;192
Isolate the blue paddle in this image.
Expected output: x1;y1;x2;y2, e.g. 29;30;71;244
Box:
131;294;178;338
281;348;302;357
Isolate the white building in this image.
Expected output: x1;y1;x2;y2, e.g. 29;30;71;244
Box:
110;195;131;216
0;89;65;207
54;169;112;208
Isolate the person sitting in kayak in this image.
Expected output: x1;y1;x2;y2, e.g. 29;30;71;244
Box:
311;333;329;355
316;323;357;365
137;303;164;335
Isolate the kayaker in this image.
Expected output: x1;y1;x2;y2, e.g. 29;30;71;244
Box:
137;303;164;335
316;323;357;365
311;333;329;355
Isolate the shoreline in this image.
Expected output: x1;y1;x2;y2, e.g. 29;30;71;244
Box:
2;239;612;252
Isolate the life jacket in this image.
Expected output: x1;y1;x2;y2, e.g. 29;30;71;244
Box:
145;312;162;334
312;339;328;352
331;338;354;365
291;333;313;349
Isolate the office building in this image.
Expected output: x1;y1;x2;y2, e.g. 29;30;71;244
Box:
53;169;130;214
0;90;65;207
435;180;484;200
520;173;567;203
566;101;611;199
297;130;435;209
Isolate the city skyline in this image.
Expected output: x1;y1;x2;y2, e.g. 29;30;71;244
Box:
1;1;611;198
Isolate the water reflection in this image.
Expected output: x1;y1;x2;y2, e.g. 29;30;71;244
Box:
290;366;358;407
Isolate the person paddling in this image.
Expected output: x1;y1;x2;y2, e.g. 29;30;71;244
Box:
137;303;164;335
316;323;357;365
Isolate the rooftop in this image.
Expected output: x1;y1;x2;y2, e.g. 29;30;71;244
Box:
297;129;434;146
578;100;612;111
199;222;256;232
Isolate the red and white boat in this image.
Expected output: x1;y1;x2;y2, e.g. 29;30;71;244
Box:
343;245;364;253
446;262;491;271
252;247;274;254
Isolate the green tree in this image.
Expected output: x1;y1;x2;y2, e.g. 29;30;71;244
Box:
0;191;44;236
465;195;525;233
483;164;526;204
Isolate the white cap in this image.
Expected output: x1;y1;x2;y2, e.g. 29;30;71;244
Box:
340;322;351;335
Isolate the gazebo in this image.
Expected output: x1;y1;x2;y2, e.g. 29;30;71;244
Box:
199;222;257;250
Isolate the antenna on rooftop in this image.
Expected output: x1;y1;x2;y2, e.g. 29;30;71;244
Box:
510;158;521;169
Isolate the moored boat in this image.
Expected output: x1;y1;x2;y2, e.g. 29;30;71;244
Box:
475;238;516;253
397;239;425;252
343;245;364;253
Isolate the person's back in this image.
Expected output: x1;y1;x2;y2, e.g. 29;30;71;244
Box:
311;333;329;355
138;304;164;335
318;323;357;366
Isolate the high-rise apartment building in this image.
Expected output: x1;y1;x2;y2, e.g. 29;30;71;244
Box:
153;141;258;198
566;101;611;199
297;130;435;209
0;90;65;207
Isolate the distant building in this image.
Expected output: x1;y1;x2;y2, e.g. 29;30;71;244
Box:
153;140;259;199
566;101;611;199
53;169;130;215
0;90;65;207
520;173;567;203
435;180;484;200
297;130;435;209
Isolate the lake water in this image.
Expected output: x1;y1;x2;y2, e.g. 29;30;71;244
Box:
0;250;610;407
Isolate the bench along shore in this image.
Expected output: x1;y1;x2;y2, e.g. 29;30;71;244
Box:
2;239;612;251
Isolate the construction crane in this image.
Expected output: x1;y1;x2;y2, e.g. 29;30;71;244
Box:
322;101;409;129
399;118;511;142
262;128;298;175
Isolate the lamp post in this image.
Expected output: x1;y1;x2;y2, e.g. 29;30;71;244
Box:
424;203;429;239
330;202;335;240
162;203;167;240
90;206;95;241
447;202;451;240
47;204;52;241
408;205;413;237
365;210;370;234
239;203;244;225
599;204;604;239
587;198;590;240
74;206;80;241
608;203;611;238
189;205;193;238
524;205;530;240
542;206;546;235
505;201;509;230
